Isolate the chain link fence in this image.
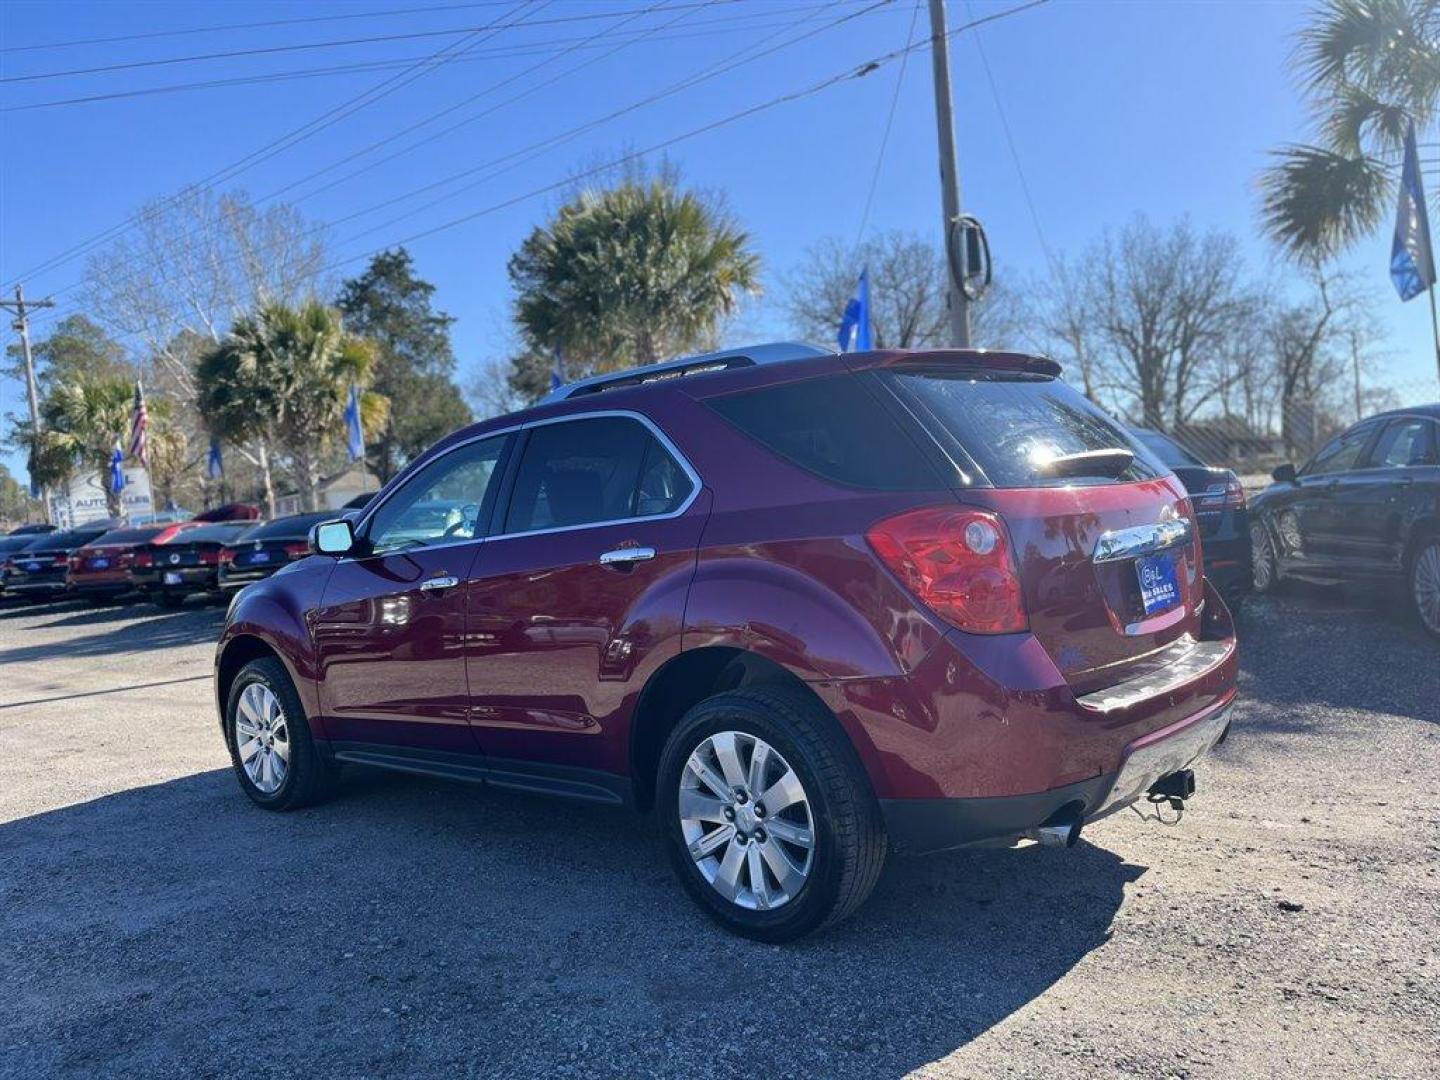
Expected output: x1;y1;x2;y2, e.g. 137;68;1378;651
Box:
1124;377;1439;488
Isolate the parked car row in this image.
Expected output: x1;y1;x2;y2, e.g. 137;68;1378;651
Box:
0;509;350;608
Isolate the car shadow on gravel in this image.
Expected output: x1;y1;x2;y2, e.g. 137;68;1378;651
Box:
1232;587;1439;727
0;605;226;664
0;766;1141;1079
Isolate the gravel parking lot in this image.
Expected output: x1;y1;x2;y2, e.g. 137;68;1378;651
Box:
1;588;1436;1079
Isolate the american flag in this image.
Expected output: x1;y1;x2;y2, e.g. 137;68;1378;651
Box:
127;382;148;466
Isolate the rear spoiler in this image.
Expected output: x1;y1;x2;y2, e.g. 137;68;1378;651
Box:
860;349;1062;378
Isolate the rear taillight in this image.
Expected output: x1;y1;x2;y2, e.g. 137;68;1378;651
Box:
1195;475;1246;512
54;554;69;567
219;549;236;566
866;506;1028;634
200;549;219;565
134;551;153;568
284;542;309;559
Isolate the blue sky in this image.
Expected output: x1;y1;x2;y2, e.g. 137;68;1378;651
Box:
2;0;1436;481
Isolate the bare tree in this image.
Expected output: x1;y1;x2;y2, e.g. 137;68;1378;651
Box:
83;187;330;394
783;231;1020;352
1078;217;1257;429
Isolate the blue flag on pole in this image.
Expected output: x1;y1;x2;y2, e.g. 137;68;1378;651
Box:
344;385;365;462
207;437;224;479
109;443;126;496
1391;121;1436;301
838;269;873;352
550;348;565;392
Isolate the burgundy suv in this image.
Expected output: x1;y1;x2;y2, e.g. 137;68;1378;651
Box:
216;345;1239;940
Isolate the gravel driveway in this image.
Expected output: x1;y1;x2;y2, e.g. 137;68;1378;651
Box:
1;588;1436;1079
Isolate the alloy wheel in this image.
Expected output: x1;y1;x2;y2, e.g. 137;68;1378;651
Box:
1413;541;1440;636
678;730;815;911
235;682;290;795
1250;524;1274;592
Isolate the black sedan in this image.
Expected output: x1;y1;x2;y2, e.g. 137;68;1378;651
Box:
217;512;330;591
1130;427;1252;602
1249;405;1440;637
134;521;259;607
1;526;109;599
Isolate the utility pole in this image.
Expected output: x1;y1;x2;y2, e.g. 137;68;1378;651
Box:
927;0;971;348
1;285;57;522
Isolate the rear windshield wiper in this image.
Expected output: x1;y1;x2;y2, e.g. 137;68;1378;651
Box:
1036;448;1135;479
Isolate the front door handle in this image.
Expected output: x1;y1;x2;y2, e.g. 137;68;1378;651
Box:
599;546;656;567
419;575;459;592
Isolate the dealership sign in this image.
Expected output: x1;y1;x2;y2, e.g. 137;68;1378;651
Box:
48;467;154;528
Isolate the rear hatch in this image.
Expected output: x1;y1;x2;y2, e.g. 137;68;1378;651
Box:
879;366;1204;691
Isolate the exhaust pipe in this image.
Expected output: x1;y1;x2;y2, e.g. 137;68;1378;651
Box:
1027;812;1083;848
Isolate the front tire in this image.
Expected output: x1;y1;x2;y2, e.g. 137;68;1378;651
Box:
1408;535;1440;639
656;686;886;942
225;657;335;810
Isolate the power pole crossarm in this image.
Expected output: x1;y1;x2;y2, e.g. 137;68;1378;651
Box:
1;285;58;522
927;0;971;348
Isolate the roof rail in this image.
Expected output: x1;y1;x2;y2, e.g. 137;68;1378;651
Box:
540;342;833;403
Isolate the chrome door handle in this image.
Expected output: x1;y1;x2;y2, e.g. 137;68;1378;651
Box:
599;546;656;566
419;575;459;592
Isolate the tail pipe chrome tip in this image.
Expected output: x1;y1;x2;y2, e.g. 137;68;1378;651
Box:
1027;807;1084;849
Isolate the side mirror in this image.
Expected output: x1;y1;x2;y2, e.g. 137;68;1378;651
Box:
309;519;355;556
1271;463;1297;483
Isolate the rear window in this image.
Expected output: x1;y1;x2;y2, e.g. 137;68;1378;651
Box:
1132;429;1204;469
885;370;1165;488
90;527;164;546
169;523;254;544
706;374;946;490
30;529;105;549
244;514;329;541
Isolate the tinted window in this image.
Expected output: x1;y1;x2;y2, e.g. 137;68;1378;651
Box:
0;536;39;555
91;527;165;546
243;513;330;541
30;529;105;550
504;417;692;533
1301;422;1378;477
1132;429;1205;469
707;374;944;490
169;523;254;544
366;435;506;552
1369;418;1437;468
887;371;1164;487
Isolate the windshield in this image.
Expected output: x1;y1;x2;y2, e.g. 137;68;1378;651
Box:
885;370;1166;487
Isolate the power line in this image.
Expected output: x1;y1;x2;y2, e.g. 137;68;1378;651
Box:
11;0;875;308
961;0;1054;271
854;0;922;253
0;1;742;84
17;0;1050;338
0;2;525;54
2;3;856;114
3;0;546;288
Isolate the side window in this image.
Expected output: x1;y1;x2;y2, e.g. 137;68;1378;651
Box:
1300;422;1376;477
504;416;693;534
365;435;507;553
1369;418;1437;468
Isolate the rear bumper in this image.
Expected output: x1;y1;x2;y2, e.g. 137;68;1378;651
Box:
882;695;1234;853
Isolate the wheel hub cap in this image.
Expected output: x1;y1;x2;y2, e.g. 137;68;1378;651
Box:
679;731;814;911
234;682;289;795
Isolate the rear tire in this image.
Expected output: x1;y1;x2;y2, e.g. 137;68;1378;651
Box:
1250;522;1279;595
1407;534;1440;639
225;657;336;811
656;686;886;942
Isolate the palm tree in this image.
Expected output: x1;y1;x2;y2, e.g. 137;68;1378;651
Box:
1261;0;1440;258
507;177;761;393
198;300;386;514
35;376;136;517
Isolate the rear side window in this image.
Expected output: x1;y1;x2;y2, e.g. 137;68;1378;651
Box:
1368;418;1437;468
504;416;693;533
706;374;945;490
886;370;1164;487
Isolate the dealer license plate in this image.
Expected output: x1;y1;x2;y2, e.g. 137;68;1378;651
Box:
1135;553;1180;616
